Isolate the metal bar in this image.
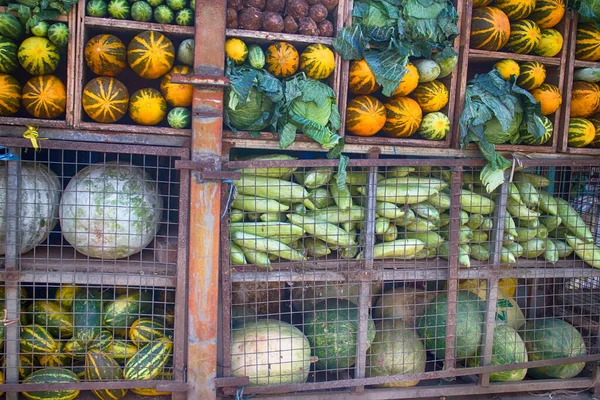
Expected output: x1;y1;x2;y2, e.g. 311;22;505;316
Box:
0;381;189;391
444;165;463;369
224;158;487;169
186;0;226;397
219;182;232;379
479;173;509;386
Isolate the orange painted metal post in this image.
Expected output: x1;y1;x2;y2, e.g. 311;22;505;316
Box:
186;0;226;398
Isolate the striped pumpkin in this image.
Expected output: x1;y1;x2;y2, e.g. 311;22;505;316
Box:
22;75;66;119
20;325;59;353
18;37;60;76
470;7;511;51
160;65;193;107
533;28;563;57
82;77;129;123
494;59;520;79
124;336;173;380
570;81;600;118
528;0;565;29
382;96;423;138
411;80;448;113
473;0;493;7
576;24;600;62
84;34;127;77
588;114;600;148
129;318;167;345
265;41;299;78
504;20;542;54
494;0;535;21
348;59;379;95
530;83;562;115
300;44;335;80
127;30;175;79
568;118;596;147
129;88;167;125
345;95;386;136
130;372;172;396
516;61;546;90
0;74;21;116
22;368;79;400
85;351;127;400
520;115;553;145
393;62;419;97
0;37;18;74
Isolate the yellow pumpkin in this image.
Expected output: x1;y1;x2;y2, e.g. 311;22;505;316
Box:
345;95;386;136
225;38;248;64
393;63;419;97
129;88;167;125
127;31;175;80
494;60;520;80
300;44;335;80
382;97;423;138
570;81;600;118
22;75;66;119
411;80;448;113
530;83;562;115
160;65;193;107
265;42;299;78
348;60;379;95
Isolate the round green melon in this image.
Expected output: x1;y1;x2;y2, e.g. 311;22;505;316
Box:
47;23;69;48
365;320;426;387
59;162;163;259
86;0;108;17
167;107;191;128
303;298;376;370
416;290;485;360
154;5;174;24
523;318;587;379
131;1;153;21
0;164;61;255
107;0;130;19
176;38;194;66
466;323;528;382
175;8;193;26
147;0;163;7
231;320;311;386
0;37;18;74
166;0;185;10
30;21;49;37
484;112;522;144
417;112;450;140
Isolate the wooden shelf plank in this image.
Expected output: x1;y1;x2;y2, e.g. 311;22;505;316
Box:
225;29;333;45
84;17;194;36
468;49;562;66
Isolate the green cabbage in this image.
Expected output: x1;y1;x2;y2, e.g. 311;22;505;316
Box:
226;87;273;131
484;113;522;145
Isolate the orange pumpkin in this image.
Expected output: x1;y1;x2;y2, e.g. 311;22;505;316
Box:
382;97;423;138
0;73;21;116
411;80;448;113
22;75;66;119
82;76;129;123
348;60;379;95
570;81;600;118
160;65;193;107
345;95;386;136
393;63;419;97
530;83;562;115
129;88;167;126
127;31;175;80
84;34;127;77
265;42;299;78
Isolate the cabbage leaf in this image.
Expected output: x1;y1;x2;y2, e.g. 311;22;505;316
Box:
570;0;600;24
333;0;458;96
459;70;545;193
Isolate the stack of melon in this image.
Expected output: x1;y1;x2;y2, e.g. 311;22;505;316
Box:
0;13;70;120
492;59;561;145
86;0;194;26
469;0;565;57
564;56;600;148
345;57;456;141
82;31;194;128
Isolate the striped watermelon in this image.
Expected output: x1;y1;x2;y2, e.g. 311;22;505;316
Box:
59;162;163;259
528;0;565;29
576;24;600;62
31;301;73;338
300;44;335;80
129;318;170;345
504;20;542;54
517;61;546;90
494;0;535;21
22;368;79;400
85;351;128;400
568;118;596;147
0;13;24;41
0;73;21;116
20;325;59;354
0;164;60;255
470;7;511;51
0;37;18;73
382;96;423;137
18;37;60;75
520;115;553;145
417;112;450;140
124;336;173;380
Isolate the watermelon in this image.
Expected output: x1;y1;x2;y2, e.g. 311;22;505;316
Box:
0;37;18;74
365;320;426;387
154;5;174;24
175;8;193;26
47;23;69;48
416;290;485;359
523;319;587;379
0;164;61;255
177;38;194;66
166;0;186;10
22;368;79;400
86;0;108;17
107;0;130;19
303;298;376;370
59;162;163;259
0;13;24;42
168;107;191;128
466;323;528;382
418;112;450;140
131;1;153;21
231;320;312;386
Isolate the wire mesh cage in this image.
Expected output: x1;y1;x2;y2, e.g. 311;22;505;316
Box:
0;139;189;396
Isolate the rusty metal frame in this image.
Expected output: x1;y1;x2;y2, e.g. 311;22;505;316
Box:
0;139;190;395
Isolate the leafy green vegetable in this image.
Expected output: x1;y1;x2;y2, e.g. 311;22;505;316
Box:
8;0;76;33
570;0;600;24
459;70;545;193
333;0;459;96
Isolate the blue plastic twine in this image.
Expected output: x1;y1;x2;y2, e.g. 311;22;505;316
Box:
221;179;234;220
0;146;19;161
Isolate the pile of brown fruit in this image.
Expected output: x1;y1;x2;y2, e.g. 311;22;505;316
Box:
227;0;338;37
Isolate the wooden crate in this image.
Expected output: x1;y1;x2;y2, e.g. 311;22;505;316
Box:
0;7;77;129
558;13;600;155
73;0;194;136
455;0;573;154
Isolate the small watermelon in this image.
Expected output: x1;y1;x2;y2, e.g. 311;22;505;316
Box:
177;38;194;66
86;0;108;17
175;8;193;26
0;13;24;42
154;5;174;24
168;107;191;128
30;21;49;37
147;0;163;7
47;23;69;48
166;0;186;10
190;0;195;9
131;1;153;21
417;112;450;140
107;0;130;19
0;37;18;74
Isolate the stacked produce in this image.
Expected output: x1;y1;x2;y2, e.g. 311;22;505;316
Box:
564;70;600;148
333;0;459;141
8;285;174;398
86;0;194;26
81;31;194;129
469;0;566;57
0;12;70;119
224;39;343;158
226;0;338;37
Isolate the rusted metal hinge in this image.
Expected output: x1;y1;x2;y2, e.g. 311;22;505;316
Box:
171;74;230;88
175;160;240;181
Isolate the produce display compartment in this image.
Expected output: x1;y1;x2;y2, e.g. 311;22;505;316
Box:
216;153;600;397
456;0;573;154
73;9;194;136
0;8;77;130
